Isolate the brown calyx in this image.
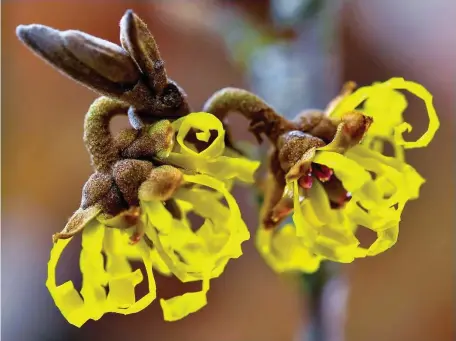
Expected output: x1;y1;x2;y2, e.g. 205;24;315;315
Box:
112;159;155;206
277;130;326;173
138;166;184;202
341;111;373;144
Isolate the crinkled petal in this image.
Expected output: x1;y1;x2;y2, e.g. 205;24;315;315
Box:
363;85;407;137
160;273;210;322
140;173;249;321
48;112;257;325
263;147;425;268
330;77;439;149
256;224;321;273
98;214;171;275
299;148;424;261
165;112;260;183
294;180;360;263
46;221;158;327
46;238;87;327
260;78;437;273
363;135;405;161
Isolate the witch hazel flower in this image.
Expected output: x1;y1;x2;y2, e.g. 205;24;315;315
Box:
17;10;259;326
203;78;438;273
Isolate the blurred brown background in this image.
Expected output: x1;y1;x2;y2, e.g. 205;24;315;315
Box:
2;1;454;341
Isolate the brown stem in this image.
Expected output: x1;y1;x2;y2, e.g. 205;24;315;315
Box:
260;149;292;229
203;88;296;145
83;96;129;173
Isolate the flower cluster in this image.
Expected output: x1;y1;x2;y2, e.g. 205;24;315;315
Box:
16;10;259;327
256;78;439;273
47;112;259;326
16;8;439;328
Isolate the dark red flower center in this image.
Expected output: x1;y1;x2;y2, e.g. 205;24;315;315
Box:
298;164;352;209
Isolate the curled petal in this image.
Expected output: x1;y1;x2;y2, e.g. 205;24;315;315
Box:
287;148;425;263
388;79;439;149
48;112;255;325
103;227;172;276
329;77;439;150
261;146;425;268
363;86;407;137
46;221;158;327
256;224;321;274
140;173;249;321
47;238;87;327
160;274;210;322
258;78;437;273
163;112;260;183
293;180;360;263
363;135;406;161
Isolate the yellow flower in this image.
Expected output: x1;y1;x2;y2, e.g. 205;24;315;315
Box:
257;78;439;272
46;112;260;326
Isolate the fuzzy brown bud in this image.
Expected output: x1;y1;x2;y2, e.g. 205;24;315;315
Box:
120;10;167;92
16;24;141;96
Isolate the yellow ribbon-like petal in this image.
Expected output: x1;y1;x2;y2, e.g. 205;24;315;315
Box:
47;112;258;325
140;173;250;321
259;78;438;273
292;148;423;263
256;225;322;274
330;77;439;150
165;112;260;183
46;221;158;327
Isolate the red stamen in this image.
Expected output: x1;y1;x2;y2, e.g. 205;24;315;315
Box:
129;233;141;245
130;233;141;245
314;165;333;182
336;191;352;207
341;191;352;204
299;173;313;189
330;191;352;209
275;207;293;220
